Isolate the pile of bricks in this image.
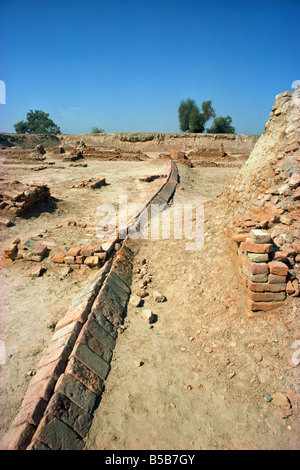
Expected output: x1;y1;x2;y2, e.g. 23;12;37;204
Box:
225;227;299;312
0;181;50;219
1;160;178;450
51;240;116;269
71;177;106;189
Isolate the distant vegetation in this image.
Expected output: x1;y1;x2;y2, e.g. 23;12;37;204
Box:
91;127;105;134
14;110;61;135
178;99;235;134
207;115;235;134
178;99;215;133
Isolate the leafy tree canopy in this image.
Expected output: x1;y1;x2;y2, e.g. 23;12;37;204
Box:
207;115;235;134
14;110;61;135
178;99;215;133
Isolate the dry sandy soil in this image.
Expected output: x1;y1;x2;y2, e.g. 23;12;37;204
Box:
0;154;299;450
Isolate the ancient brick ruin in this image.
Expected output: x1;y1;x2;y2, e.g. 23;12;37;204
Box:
0;87;299;450
223;88;300;312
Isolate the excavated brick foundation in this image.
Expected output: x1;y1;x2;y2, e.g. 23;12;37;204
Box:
1;160;178;450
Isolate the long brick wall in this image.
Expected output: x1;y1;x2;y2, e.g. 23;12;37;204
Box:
2;160;178;450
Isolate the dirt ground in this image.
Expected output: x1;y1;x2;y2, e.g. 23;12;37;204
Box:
84;164;300;451
0;155;299;450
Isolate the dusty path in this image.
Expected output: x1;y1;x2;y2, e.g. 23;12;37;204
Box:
84;163;300;450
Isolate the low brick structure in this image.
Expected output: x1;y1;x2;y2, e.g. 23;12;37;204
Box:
223;88;300;313
0;181;50;219
225;226;299;312
1;160;178;450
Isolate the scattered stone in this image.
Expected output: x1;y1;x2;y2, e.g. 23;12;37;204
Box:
129;295;142;307
0;217;13;227
184;385;194;390
3;243;18;260
153;290;166;302
135;290;149;298
134;360;144;367
84;256;100;268
101;241;115;253
142;309;156;324
28;265;44;278
271;392;291;410
264;394;273;403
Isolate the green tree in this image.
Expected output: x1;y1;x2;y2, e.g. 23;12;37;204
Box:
207;115;235;134
178;99;215;133
14;110;61;135
91;126;105;134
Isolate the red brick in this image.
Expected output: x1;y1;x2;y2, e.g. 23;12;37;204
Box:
54;299;93;331
52;253;65;263
250;229;272;244
241;240;273;254
269;274;287;283
246;262;269;275
23;376;56;404
71;342;110;381
45;392;93;438
291;208;300;220
65;356;104;396
31;245;47;256
29;357;67;387
268;261;289;276
291;279;300;297
54;373;96;414
31;414;84;450
80;246;95;257
37;344;72;369
67;246;81;257
3;243;18;259
12;396;47;427
77;327;113;364
293;186;300;200
1;422;36;450
292;239;300;254
248;281;286;293
248;290;286;302
286;280;295;295
247;298;285;311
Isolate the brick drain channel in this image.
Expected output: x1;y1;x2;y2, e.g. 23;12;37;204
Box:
2;160;178;450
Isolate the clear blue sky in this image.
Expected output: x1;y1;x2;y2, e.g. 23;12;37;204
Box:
0;0;299;135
